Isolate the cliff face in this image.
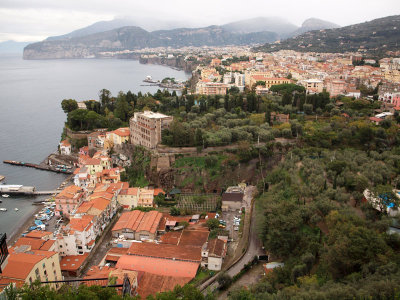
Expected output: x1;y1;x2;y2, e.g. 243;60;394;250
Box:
23;44;93;59
23;25;278;59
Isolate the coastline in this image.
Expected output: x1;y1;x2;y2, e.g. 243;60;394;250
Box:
6;172;73;246
7;204;43;245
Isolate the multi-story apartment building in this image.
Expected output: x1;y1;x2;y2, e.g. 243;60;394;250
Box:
55;185;84;219
195;81;229;95
301;79;324;94
129;111;173;149
0;246;62;287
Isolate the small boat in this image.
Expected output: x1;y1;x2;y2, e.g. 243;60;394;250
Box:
0;208;7;211
14;208;19;211
2;194;9;198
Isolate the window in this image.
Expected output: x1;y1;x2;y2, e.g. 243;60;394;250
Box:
52;262;55;268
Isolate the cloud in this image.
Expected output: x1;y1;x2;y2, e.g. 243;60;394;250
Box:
0;0;399;42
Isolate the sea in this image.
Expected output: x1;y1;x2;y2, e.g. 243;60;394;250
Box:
0;54;190;239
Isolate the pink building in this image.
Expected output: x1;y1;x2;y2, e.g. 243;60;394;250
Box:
326;80;346;97
55;185;84;219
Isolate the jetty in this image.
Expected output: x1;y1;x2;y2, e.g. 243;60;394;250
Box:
0;185;58;196
3;160;73;174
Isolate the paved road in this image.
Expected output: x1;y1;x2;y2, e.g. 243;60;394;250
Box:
226;197;263;276
200;187;263;293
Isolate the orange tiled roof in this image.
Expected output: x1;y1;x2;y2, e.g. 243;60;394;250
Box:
69;215;94;232
137;272;191;299
24;230;52;239
116;255;199;278
127;242;201;262
60;254;89;272
56;185;83;200
113;127;130;137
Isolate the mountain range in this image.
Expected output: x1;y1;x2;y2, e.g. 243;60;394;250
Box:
22;17;340;59
255;15;400;57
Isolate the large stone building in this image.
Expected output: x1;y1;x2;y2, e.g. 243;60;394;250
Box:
129;111;173;149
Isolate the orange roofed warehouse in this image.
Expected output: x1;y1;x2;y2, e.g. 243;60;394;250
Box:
116;242;201;279
112;210;163;241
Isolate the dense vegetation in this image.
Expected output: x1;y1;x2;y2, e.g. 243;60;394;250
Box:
227;115;400;298
4;282;214;300
255;15;400;58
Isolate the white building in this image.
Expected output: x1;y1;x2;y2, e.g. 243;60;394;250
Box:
59;140;71;155
201;237;227;271
55;215;96;256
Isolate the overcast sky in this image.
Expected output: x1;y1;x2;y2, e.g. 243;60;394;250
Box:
1;0;400;42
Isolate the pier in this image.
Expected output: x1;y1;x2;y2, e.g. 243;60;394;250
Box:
0;185;58;196
3;160;73;174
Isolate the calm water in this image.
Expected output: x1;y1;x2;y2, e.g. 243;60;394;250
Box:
0;54;189;239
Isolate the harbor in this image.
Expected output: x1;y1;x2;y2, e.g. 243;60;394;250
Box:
3;160;73;174
142;75;185;90
0;184;58;196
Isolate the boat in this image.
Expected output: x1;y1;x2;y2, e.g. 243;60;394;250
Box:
14;208;19;211
0;208;7;211
2;194;10;198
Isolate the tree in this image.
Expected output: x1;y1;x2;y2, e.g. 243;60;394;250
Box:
206;218;220;230
170;207;181;216
99;88;111;109
217;273;232;290
61;99;78;113
303;103;313;115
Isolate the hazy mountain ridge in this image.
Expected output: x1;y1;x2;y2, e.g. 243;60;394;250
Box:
291;18;340;37
255;15;400;56
221;17;298;37
22;16;343;59
23;25;278;59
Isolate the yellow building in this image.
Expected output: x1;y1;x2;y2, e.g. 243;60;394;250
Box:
117;187;139;209
0;247;62;289
106;127;130;146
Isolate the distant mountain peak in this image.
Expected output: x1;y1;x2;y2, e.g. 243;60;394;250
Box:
301;18;340;29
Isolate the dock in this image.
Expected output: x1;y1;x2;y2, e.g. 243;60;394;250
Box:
0;185;58;196
3;160;73;174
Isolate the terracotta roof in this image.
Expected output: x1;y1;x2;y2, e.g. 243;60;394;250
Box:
369;117;383;122
127;242;201;262
13;238;46;250
113;127;130;137
60;254;89;272
69;215;94;232
60;140;71;147
0;277;25;290
119;187;139;196
1;251;56;279
24;230;52;239
137;272;191;299
153;188;165;196
116;255;199;278
112;210;162;234
56;185;83;200
40;240;55;251
178;230;209;248
105;255;120;262
206;238;227;257
160;231;182;245
136;211;162;233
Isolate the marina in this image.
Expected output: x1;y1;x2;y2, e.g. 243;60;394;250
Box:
0;185;58;196
3;160;73;174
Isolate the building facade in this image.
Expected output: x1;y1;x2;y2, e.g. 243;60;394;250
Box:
130;111;173;149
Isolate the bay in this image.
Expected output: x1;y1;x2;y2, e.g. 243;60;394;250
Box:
0;54;190;239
